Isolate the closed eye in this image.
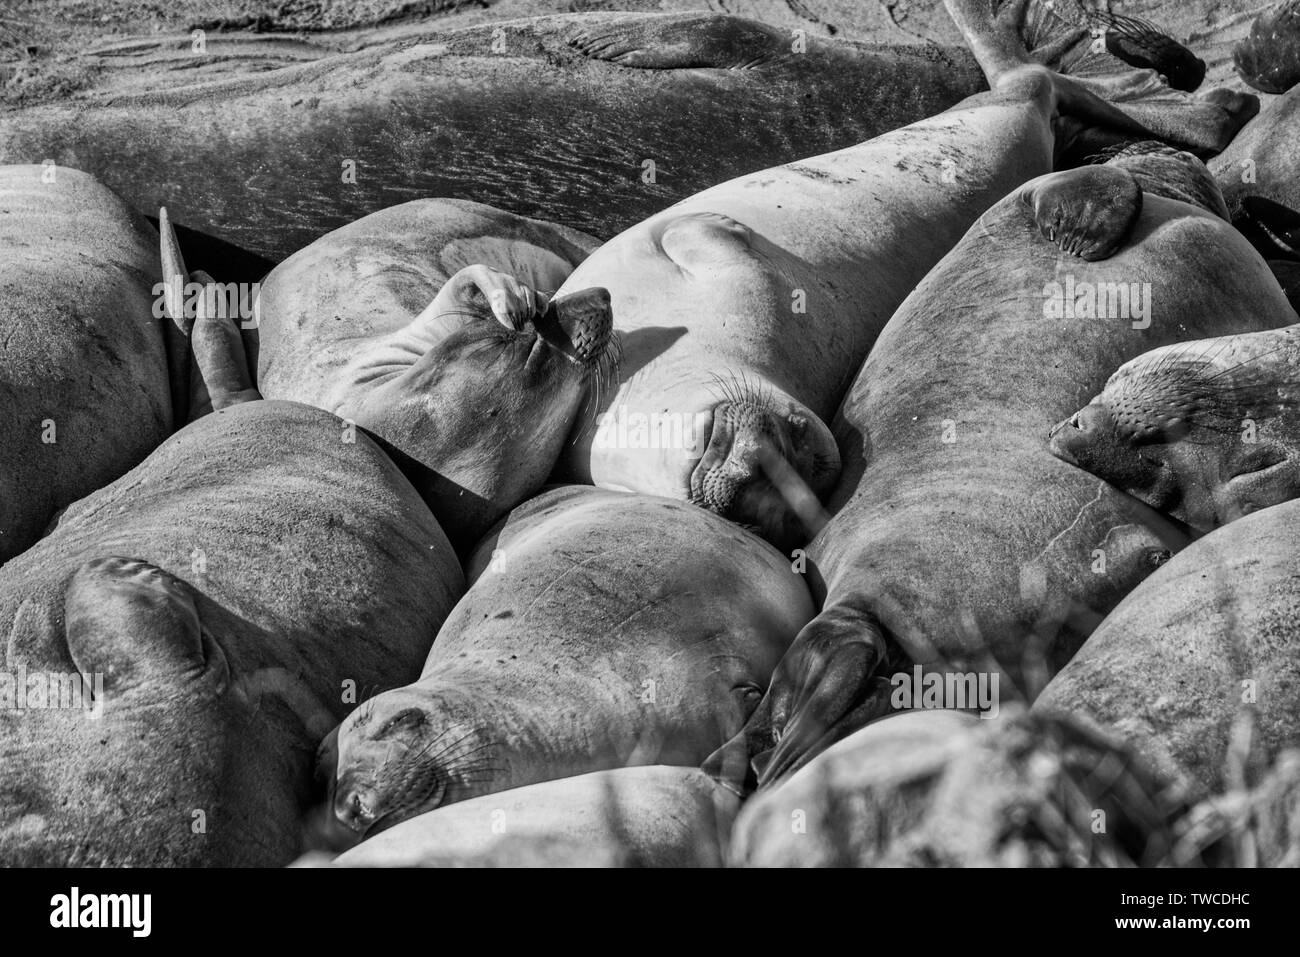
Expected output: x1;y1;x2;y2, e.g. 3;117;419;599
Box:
1229;445;1288;479
377;708;426;738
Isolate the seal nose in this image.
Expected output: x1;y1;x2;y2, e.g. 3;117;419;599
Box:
536;286;613;368
333;777;377;834
1050;402;1112;464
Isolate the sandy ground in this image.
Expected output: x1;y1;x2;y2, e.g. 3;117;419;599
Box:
0;1;1279;108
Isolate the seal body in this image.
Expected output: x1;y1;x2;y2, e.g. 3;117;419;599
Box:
253;198;611;546
0;401;462;866
320;766;737;868
714;151;1291;789
0;164;171;564
0;13;986;261
1035;496;1300;798
554;0;1257;549
324;485;812;837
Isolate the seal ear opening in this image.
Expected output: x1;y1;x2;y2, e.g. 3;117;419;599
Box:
64;557;225;697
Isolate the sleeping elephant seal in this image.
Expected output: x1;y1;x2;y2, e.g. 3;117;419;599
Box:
313;766;737;868
554;0;1256;549
0;12;989;261
1048;321;1300;534
0;400;463;866
250;198;614;546
322;485;813;838
708;144;1293;790
1034;497;1300;798
0;165;174;564
1234;0;1300;93
729;709;1195;867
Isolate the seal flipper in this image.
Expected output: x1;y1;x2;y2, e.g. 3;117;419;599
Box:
944;0;1257;155
1086;10;1206;93
160;209;261;420
159;207;194;426
702;604;893;793
566;13;789;70
1020;165;1143;261
188;269;261;418
64;557;228;698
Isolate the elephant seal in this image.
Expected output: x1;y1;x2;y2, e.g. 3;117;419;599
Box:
1048;319;1300;534
1211;85;1300;262
729;709;1196;867
553;0;1257;549
0;399;463;865
1235;0;1300;93
708;144;1292;790
250;198;615;546
0;164;174;564
1035;496;1300;798
322;485;813;837
0;13;989;261
313;766;737;868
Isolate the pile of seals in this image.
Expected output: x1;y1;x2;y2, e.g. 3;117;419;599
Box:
2;0;1300;867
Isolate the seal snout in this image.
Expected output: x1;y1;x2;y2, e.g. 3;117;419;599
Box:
690;400;838;550
1048;401;1112;466
333;776;380;835
535;286;615;372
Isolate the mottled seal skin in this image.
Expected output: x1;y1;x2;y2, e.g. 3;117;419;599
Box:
1049;320;1300;535
323;485;812;837
0;12;988;262
1235;0;1300;93
1211;85;1300;262
252;198;614;546
0;401;463;866
709;147;1290;790
730;709;1195;867
1034;497;1300;799
0;165;172;564
314;766;737;868
554;0;1257;550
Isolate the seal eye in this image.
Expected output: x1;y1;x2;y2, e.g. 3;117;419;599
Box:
377;708;426;738
1229;445;1287;480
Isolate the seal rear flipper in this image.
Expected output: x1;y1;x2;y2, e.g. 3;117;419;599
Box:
159;206;194;427
944;0;1257;156
188;269;262;419
1020;165;1143;261
566;13;790;71
1085;10;1206;92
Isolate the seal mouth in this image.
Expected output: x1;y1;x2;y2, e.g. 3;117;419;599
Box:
688;398;839;550
1242;196;1300;260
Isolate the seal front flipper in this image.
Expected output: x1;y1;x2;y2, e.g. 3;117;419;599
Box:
703;604;893;792
1020;165;1143;261
566;13;789;70
64;557;230;699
